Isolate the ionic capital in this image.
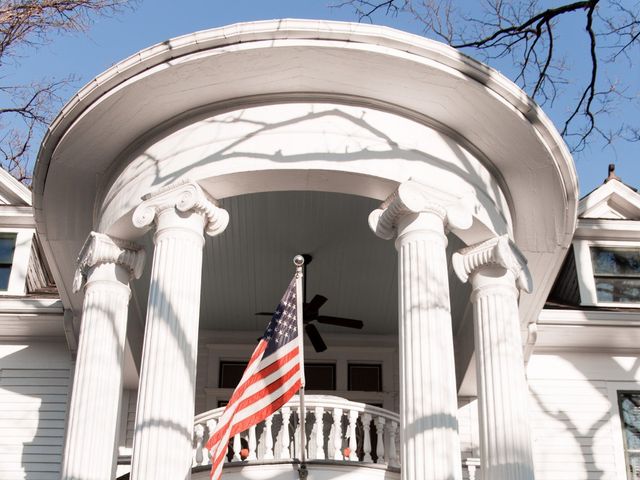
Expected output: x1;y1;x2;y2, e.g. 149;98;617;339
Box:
73;232;145;293
368;179;475;240
132;180;229;237
452;235;532;293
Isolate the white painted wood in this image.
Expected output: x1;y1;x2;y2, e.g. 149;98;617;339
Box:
0;342;70;480
370;180;472;480
130;181;228;480
453;236;534;480
61;233;143;480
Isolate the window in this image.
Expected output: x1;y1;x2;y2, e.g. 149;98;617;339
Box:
0;233;16;291
304;363;335;391
348;363;382;392
618;391;640;479
219;362;247;389
591;247;640;303
219;361;336;391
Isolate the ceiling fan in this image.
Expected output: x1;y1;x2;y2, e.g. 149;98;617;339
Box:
256;254;364;352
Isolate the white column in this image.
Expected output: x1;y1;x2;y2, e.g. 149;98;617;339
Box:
453;235;535;480
369;179;474;480
62;232;145;480
130;180;228;480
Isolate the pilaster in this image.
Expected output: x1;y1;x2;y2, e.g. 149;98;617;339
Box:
62;232;144;480
130;180;228;480
453;235;535;480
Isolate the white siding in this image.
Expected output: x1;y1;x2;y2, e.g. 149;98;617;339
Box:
528;352;640;480
0;342;71;480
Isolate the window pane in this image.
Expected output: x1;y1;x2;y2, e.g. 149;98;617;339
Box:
349;364;382;392
0;234;15;264
0;266;11;290
595;278;640;303
621;393;640;450
591;247;640;276
630;452;640;480
219;362;247;389
304;364;335;390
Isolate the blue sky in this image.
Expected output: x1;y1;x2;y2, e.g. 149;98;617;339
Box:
8;0;639;195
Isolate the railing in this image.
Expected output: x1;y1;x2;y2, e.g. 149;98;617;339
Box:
192;395;400;468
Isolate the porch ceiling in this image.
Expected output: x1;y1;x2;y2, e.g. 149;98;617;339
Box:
129;190;466;337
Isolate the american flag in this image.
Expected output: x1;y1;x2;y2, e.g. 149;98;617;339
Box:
206;275;304;480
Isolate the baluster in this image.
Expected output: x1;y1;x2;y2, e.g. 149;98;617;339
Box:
468;463;477;480
332;408;343;460
248;425;257;460
281;406;292;459
375;416;385;464
314;406;325;459
293;406;302;459
263;414;275;459
232;433;242;461
347;410;358;461
193;423;205;466
206;419;217;465
388;420;399;468
362;413;373;462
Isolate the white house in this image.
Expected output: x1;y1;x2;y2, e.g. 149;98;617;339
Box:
0;19;639;480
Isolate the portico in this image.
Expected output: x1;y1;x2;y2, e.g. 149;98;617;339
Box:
33;20;578;480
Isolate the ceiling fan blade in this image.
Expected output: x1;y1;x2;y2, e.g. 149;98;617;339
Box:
305;323;327;352
316;315;364;329
305;294;328;315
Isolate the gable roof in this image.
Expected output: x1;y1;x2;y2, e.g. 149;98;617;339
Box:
0;168;31;206
578;178;640;220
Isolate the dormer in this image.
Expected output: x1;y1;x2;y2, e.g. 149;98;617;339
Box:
0;169;55;295
549;165;640;308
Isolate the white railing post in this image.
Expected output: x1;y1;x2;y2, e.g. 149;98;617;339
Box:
232;434;242;461
194;423;205;466
332;408;344;460
248;425;257;460
362;413;373;462
348;410;358;461
264;414;275;460
375;416;385;464
281;406;292;460
315;406;325;460
388;420;399;468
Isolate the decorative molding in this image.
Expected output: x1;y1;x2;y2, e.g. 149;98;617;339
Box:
452;235;532;293
132;179;229;237
368;178;475;240
73;232;145;293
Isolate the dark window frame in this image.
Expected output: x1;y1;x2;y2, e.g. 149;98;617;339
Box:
0;233;16;291
617;390;640;480
348;363;383;392
304;363;336;391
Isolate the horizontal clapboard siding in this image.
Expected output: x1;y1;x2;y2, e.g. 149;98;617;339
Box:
529;378;617;480
0;367;70;480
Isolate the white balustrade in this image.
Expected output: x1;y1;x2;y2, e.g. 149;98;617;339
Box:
191;394;480;478
193;395;399;467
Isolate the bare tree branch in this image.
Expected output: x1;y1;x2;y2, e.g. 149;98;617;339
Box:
0;0;135;183
334;0;640;154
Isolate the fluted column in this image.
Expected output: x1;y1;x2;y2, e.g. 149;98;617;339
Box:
130;180;229;480
453;235;535;480
62;232;145;480
369;179;474;480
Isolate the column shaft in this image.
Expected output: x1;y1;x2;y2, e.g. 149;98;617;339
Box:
62;232;143;480
473;273;534;480
130;211;206;480
397;213;462;480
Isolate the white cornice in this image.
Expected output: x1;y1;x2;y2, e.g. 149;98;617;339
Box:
539;308;640;327
0;205;36;227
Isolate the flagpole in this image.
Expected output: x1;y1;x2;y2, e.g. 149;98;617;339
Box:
293;255;306;468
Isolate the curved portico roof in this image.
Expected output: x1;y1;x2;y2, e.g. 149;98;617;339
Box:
33;19;578;328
